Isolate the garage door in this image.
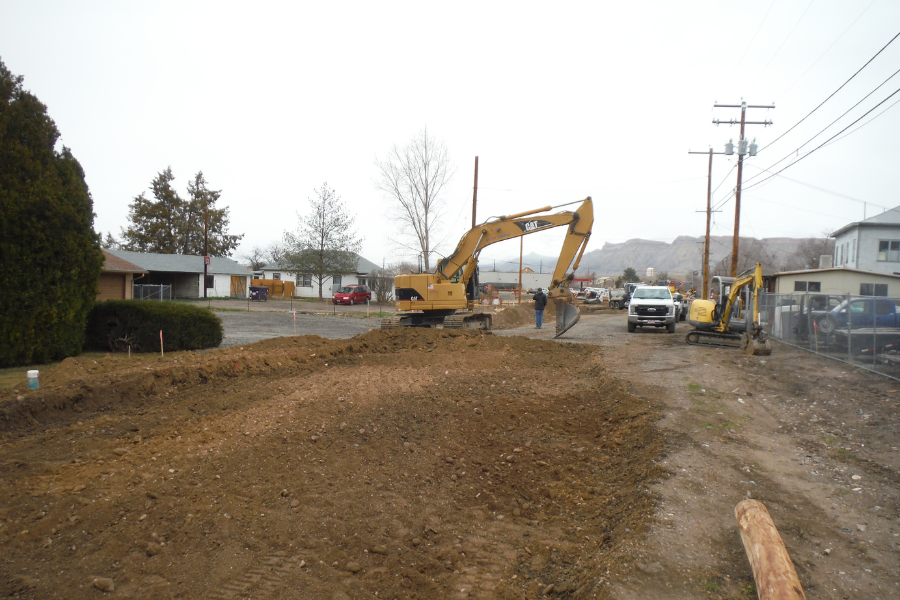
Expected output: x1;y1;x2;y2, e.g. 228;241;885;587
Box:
98;273;125;300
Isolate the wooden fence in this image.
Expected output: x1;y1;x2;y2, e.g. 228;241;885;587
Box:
250;279;295;298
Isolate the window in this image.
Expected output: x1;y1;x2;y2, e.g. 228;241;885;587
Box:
878;240;900;262
851;239;856;263
205;275;214;289
875;300;893;315
273;272;281;280
357;277;367;286
860;283;888;296
332;275;342;287
794;281;821;292
300;275;312;287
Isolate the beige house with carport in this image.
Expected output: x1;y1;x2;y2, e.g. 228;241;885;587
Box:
97;250;147;300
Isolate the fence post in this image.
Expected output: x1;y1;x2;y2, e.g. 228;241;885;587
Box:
847;294;852;365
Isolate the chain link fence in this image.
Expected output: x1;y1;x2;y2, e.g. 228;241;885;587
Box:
133;284;173;301
759;292;900;380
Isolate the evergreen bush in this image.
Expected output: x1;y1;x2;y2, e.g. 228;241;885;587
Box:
0;60;103;367
85;301;223;352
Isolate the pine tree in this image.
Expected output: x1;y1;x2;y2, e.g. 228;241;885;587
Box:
120;169;242;255
0;59;103;366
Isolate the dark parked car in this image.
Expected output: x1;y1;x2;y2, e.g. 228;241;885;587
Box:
333;284;371;305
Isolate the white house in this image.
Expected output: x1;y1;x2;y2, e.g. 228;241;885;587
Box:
107;249;251;298
261;253;383;298
831;206;900;274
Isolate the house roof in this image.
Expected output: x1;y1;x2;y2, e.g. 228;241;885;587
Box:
831;206;900;237
102;250;147;273
773;266;900;280
262;253;381;274
107;249;252;276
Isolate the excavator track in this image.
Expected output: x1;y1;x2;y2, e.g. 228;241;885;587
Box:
685;330;742;349
443;313;493;330
380;316;404;329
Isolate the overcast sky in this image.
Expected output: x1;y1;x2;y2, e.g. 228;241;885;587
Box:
3;1;899;271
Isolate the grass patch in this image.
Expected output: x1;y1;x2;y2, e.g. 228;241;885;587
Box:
705;580;720;592
687;382;703;393
743;582;756;596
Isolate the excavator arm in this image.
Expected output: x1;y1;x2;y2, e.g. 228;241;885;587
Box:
720;263;771;355
389;197;593;337
436;197;593;298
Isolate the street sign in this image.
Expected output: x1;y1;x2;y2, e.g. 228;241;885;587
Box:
204;256;210;266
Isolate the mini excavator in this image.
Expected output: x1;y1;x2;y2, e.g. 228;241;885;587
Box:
381;197;593;338
686;263;772;355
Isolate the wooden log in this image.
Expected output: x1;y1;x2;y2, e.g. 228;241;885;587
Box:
735;500;806;600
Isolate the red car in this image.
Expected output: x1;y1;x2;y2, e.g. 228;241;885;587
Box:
332;284;371;305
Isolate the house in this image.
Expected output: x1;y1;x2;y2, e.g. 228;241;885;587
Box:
772;267;900;297
259;253;383;298
98;250;147;300
831;206;900;274
106;249;251;299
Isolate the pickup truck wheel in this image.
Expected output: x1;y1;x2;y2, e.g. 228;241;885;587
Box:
627;321;636;333
667;321;676;334
818;315;836;334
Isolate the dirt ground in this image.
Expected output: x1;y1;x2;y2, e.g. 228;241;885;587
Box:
0;304;898;599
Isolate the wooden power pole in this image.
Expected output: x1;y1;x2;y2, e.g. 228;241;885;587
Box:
713;101;774;276
472;156;478;228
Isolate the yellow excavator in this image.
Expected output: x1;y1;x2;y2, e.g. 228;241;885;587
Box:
686;262;772;355
382;197;593;338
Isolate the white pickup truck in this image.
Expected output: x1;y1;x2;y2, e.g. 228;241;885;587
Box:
627;286;677;333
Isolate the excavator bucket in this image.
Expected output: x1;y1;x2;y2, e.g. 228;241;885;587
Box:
555;301;581;338
740;332;772;356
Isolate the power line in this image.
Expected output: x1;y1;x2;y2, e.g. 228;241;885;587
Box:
724;0;777;87
760;29;900;154
744;86;900;192
745;67;900;187
820;94;900;149
743;164;889;209
748;0;816;91
776;0;878;100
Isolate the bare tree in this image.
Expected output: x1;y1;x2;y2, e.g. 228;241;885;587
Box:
375;128;455;271
283;183;363;298
240;245;268;271
784;234;835;270
712;238;779;276
369;269;395;304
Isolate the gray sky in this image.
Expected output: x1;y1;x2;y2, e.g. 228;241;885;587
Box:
3;1;899;270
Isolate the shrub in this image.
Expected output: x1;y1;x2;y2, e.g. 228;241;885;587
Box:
0;60;103;367
85;301;223;352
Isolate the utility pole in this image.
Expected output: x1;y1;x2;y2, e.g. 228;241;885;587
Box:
203;206;209;299
688;148;723;300
518;236;523;305
472;156;479;228
713;100;773;276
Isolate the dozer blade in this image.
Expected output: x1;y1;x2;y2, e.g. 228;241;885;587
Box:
554;301;581;338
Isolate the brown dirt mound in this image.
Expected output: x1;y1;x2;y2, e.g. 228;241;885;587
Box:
0;329;664;599
490;299;558;329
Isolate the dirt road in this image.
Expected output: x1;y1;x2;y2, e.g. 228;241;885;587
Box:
0;306;897;599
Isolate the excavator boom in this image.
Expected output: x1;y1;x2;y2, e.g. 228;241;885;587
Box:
385;197;594;336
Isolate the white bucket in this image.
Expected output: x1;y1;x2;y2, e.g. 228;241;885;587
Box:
27;370;39;389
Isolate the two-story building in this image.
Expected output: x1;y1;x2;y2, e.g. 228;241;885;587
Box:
771;206;900;298
831;207;900;273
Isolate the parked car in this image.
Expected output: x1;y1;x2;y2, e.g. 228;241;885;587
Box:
333;284;371;305
818;297;900;349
